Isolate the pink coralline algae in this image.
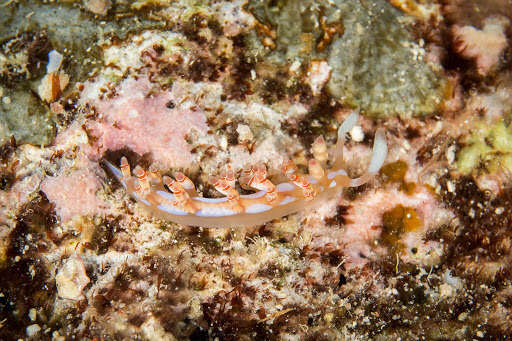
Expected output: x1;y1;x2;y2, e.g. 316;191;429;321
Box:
41;169;108;223
452;17;509;75
344;186;449;264
81;76;209;169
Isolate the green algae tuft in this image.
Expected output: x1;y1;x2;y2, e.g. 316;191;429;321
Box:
455;120;512;176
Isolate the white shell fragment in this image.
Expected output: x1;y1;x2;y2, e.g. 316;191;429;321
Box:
39;50;69;102
47;50;64;73
56;256;90;300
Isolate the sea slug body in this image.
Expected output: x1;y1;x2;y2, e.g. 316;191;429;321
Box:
104;113;388;228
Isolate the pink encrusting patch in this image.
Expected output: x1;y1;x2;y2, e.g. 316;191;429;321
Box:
41;169;108;223
82;76;209;169
304;184;451;269
452;17;509;75
343;186;451;265
0;174;43;225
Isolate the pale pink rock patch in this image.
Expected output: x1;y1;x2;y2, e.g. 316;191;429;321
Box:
41;169;108;223
81;76;209;169
452;17;509;75
0;173;44;226
304;184;452;270
343;186;452;266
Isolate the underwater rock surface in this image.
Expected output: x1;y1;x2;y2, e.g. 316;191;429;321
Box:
0;0;512;340
247;0;448;117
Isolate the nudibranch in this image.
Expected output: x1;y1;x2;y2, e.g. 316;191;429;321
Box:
103;113;388;228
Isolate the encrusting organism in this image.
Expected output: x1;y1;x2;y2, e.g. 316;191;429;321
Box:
104;113;387;228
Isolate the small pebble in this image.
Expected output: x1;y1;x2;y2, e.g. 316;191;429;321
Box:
56;256;90;300
445;145;456;164
468;208;475;219
219;135;228;150
289;60;301;72
446;180;455;193
324;313;334;323
84;0;111;16
350;126;364;142
26;324;41;338
28;308;37;321
236;124;253;143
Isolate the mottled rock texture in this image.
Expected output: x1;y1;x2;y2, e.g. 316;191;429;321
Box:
0;0;511;340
